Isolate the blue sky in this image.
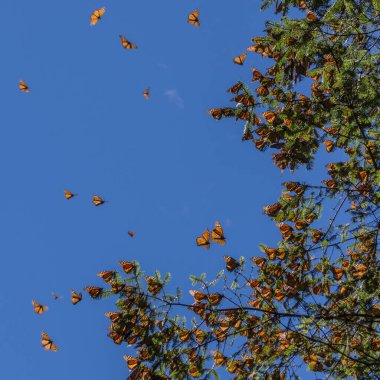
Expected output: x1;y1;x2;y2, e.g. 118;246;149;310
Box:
0;1;326;379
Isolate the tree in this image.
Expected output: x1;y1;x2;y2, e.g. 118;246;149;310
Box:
85;1;380;378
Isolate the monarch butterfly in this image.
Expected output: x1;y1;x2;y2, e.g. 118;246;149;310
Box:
32;300;48;314
124;355;140;370
145;276;162;295
71;290;82;305
19;80;29;92
105;311;122;323
90;7;105;26
211;222;226;245
143;87;150;100
196;228;210;249
233;53;246;65
41;331;58;352
64;189;76;200
187;9;200;27
84;286;103;299
97;270;115;283
108;331;123;345
119;35;138;49
51;292;62;300
224;256;240;272
119;260;136;274
128;231;135;237
92;195;105;206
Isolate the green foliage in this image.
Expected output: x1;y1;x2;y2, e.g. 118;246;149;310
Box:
86;1;380;379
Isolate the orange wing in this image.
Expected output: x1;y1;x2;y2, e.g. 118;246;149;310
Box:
71;290;82;305
119;260;136;274
196;228;210;249
92;195;105;206
90;7;105;26
124;355;140;370
84;286;103;299
41;331;58;352
211;221;226;245
188;9;200;27
64;189;76;199
233;53;246;65
97;270;115;283
119;35;138;49
19;80;29;92
32;300;48;314
128;231;135;237
143;87;150;100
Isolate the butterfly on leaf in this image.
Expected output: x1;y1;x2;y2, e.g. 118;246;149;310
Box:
211;221;226;245
52;292;62;300
19;80;29;92
143;87;150;100
124;355;140;370
97;270;116;283
84;286;103;299
64;189;76;200
119;35;138;49
41;331;58;352
128;231;135;237
32;300;48;315
188;9;200;27
71;290;82;305
92;195;106;206
119;260;136;274
233;53;246;65
196;228;210;249
90;7;105;26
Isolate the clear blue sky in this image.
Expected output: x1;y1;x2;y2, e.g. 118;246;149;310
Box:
0;1;324;379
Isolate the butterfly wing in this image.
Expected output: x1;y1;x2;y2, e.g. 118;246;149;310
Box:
211;222;226;244
64;189;76;199
188;9;200;27
233;53;246;65
71;290;83;305
41;331;58;352
196;228;210;248
92;195;105;206
32;300;48;314
143;87;150;100
90;7;105;25
19;80;29;92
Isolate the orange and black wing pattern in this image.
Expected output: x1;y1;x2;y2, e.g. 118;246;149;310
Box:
90;7;105;26
211;221;226;245
84;286;103;299
71;290;83;305
64;189;76;199
196;228;210;249
32;300;48;314
19;80;29;92
119;35;138;49
119;260;136;274
41;331;58;352
92;195;105;206
188;9;200;27
233;52;246;65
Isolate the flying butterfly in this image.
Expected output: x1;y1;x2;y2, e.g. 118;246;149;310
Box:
224;256;240;272
188;9;200;27
233;52;246;65
84;286;103;299
19;80;30;92
143;87;150;100
41;331;58;352
32;300;48;315
119;35;138;49
196;228;210;249
90;7;105;26
51;292;62;300
92;195;106;206
64;189;76;200
211;221;226;245
128;231;135;237
71;290;82;305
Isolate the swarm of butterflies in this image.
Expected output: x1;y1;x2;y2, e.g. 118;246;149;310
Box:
25;6;232;355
